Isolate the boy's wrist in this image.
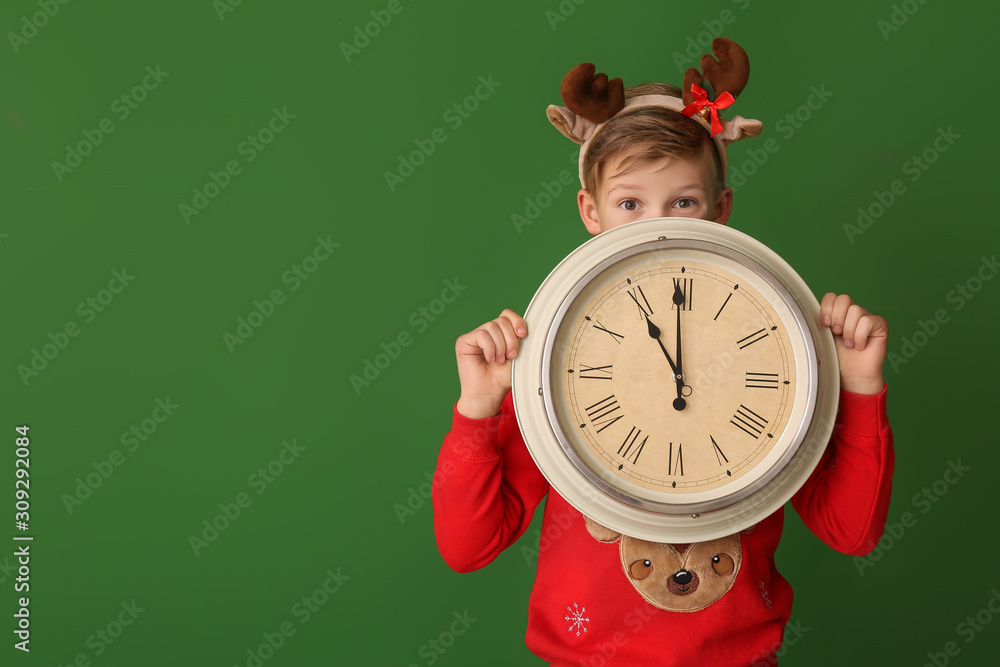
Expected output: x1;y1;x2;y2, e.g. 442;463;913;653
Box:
840;375;885;395
456;395;503;420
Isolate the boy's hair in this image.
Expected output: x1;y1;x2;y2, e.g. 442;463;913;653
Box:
581;82;726;204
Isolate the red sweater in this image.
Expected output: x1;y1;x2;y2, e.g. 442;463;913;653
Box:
433;384;894;666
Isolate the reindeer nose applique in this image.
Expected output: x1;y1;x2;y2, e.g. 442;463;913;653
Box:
668;569;700;596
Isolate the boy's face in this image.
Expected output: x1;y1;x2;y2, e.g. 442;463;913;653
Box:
578;148;732;235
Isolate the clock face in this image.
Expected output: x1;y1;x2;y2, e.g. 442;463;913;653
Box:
513;218;837;542
545;244;812;512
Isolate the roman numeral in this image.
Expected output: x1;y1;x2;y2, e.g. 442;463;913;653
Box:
593;319;625;344
668;442;684;476
579;364;613;380
745;372;779;389
737;328;769;349
671;278;693;310
731;404;768;438
627;285;653;319
585;395;624;433
710;435;729;465
617;426;648;465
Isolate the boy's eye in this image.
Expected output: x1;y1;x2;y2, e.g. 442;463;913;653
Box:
619;199;639;211
675;198;696;209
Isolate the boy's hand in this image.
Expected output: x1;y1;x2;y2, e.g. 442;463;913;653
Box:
819;293;888;395
455;309;528;419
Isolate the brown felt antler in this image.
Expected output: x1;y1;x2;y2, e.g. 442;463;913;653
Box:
682;38;750;106
560;63;625;124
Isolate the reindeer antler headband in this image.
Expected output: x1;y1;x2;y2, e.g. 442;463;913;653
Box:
546;38;763;188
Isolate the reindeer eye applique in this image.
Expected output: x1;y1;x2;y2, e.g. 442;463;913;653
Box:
711;554;735;575
629;559;653;580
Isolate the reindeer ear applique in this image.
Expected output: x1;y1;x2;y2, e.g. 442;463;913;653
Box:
681;37;762;142
583;515;623;543
546;63;625;144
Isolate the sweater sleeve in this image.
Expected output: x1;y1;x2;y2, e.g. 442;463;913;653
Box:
432;390;549;573
790;382;895;556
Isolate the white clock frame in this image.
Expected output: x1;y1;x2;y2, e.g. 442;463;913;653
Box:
511;217;839;543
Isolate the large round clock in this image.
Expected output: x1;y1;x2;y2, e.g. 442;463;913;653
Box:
511;217;839;543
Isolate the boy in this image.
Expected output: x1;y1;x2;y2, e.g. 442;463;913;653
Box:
433;40;893;666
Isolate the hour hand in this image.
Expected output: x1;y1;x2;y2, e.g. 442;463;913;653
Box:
645;314;679;376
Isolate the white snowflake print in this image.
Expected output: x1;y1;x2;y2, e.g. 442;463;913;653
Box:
565;602;590;636
759;580;773;609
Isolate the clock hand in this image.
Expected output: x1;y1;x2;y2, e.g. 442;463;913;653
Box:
644;313;679;376
673;284;687;411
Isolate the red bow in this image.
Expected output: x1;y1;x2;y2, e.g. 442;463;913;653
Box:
681;84;734;137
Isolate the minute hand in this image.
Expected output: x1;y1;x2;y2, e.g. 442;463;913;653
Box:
673;283;687;410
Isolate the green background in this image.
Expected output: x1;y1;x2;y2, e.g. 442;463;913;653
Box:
2;0;998;665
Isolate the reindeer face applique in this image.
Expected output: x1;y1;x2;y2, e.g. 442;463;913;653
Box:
585;516;750;613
